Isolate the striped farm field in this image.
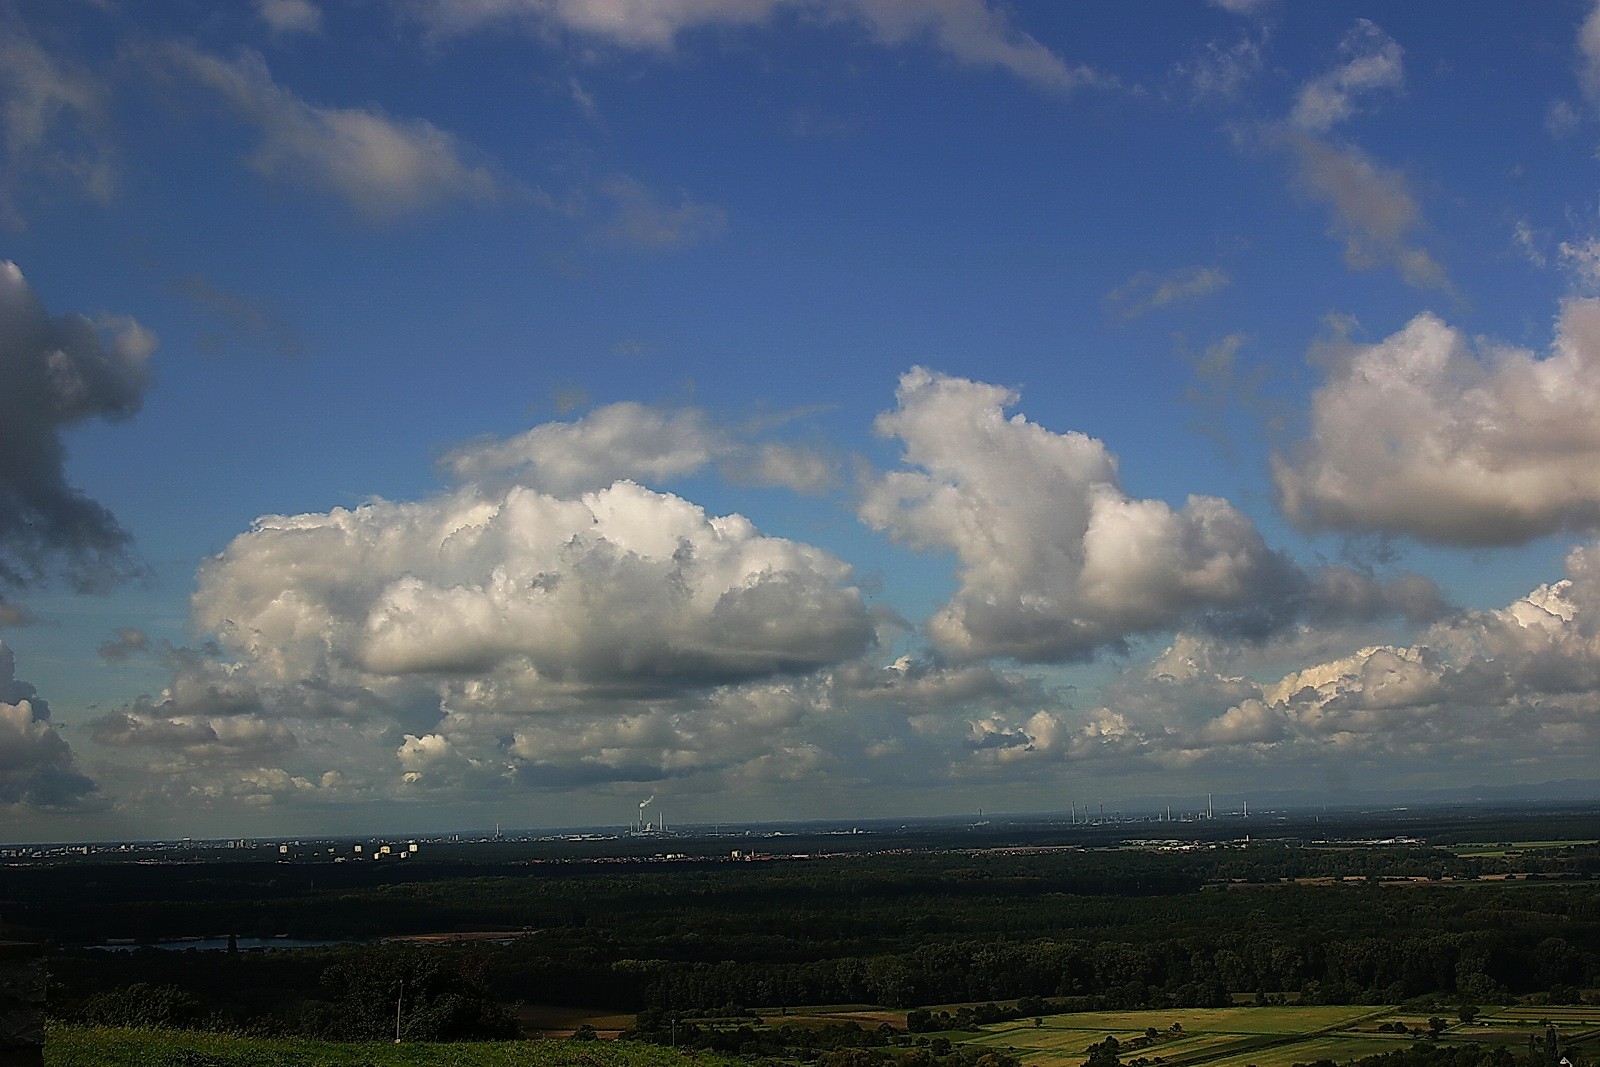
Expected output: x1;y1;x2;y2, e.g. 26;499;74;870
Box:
1483;1006;1600;1023
961;1005;1395;1067
1200;1034;1417;1067
974;1026;1248;1056
778;1009;909;1028
1006;1006;1381;1035
965;1026;1143;1051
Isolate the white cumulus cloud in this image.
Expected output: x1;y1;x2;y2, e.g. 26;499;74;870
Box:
442;401;840;495
1020;543;1600;784
101;474;880;806
442;403;722;494
196;481;873;693
1276;298;1600;545
860;368;1314;662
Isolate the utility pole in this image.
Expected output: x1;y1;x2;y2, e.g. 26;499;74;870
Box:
395;979;404;1043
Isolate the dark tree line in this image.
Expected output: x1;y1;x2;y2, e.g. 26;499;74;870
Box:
28;842;1600;1040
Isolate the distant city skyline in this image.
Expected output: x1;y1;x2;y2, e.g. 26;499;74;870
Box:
5;1;1600;840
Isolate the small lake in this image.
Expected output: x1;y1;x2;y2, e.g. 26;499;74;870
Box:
90;937;350;953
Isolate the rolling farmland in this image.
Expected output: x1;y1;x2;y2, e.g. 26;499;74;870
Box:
959;1004;1600;1067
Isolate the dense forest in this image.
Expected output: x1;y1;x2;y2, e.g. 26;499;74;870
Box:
11;816;1600;1043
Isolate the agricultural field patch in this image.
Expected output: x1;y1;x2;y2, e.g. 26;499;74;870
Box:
1201;1034;1418;1067
1448;841;1598;857
964;1026;1143;1052
1470;1006;1600;1045
1483;1006;1600;1023
1018;1006;1382;1036
959;1005;1395;1067
519;1005;637;1037
772;1009;907;1028
1345;1014;1483;1036
974;1026;1249;1062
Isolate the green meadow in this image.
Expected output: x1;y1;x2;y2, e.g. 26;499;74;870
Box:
1447;841;1600;857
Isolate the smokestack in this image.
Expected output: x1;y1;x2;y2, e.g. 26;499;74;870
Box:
1207;793;1213;819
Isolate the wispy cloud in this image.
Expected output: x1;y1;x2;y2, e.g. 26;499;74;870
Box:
1284;134;1448;290
97;627;150;663
1580;0;1600;105
1174;33;1264;103
1270;20;1448;291
1288;19;1402;134
143;42;501;219
255;0;323;36
599;175;727;249
441;399;839;495
1106;265;1231;318
0;16;114;224
172;275;304;359
402;0;1099;93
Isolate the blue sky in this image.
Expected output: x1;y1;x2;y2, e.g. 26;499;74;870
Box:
4;0;1600;839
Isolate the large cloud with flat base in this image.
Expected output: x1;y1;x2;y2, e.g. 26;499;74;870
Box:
980;543;1600;787
1245;546;1600;757
99;478;879;807
198;479;876;697
195;480;872;693
1276;299;1600;545
860;368;1399;662
106;372;1448;815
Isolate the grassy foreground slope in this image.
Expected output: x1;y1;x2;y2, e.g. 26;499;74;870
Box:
46;1027;737;1067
